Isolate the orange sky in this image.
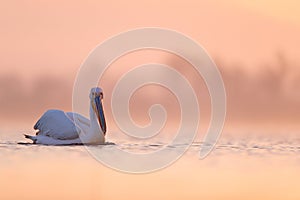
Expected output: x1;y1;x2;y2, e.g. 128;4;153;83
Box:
0;0;299;132
0;0;299;78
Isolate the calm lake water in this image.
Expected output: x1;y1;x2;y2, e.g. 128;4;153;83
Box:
0;133;299;200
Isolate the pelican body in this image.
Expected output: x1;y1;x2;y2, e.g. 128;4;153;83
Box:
24;87;107;145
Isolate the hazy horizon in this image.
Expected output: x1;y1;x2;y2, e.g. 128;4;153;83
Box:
1;0;300;134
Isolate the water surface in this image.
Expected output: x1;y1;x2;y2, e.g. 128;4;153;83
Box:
0;134;299;200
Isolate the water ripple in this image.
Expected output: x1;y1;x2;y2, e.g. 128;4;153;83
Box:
0;137;299;159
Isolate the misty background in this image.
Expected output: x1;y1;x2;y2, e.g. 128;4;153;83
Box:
0;0;299;135
0;52;299;134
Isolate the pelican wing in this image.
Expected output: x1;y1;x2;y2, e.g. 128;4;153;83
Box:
66;112;91;134
34;109;80;140
65;112;90;127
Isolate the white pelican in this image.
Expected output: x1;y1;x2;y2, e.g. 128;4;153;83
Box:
24;87;107;145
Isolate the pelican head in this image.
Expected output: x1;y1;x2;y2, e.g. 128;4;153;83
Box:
90;87;106;135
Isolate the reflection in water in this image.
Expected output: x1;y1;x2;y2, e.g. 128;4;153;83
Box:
0;135;299;200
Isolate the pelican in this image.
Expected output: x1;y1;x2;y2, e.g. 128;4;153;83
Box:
24;87;107;145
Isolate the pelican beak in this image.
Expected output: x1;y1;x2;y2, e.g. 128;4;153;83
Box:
94;96;106;135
